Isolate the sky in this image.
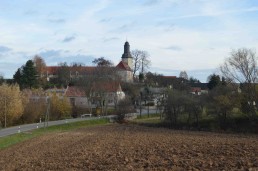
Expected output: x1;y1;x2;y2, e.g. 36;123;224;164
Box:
0;0;258;82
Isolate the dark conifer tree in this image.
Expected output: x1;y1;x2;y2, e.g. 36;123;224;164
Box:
21;60;38;88
207;74;221;90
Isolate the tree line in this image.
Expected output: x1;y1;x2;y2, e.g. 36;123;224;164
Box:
1;47;257;133
160;48;258;133
0;49;151;127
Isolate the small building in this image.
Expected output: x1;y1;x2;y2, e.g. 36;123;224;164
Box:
91;82;125;108
190;87;202;95
64;86;88;108
190;83;208;95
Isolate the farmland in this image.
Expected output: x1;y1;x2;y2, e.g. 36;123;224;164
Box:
0;124;257;170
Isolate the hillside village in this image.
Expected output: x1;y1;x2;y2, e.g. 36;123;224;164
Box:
0;41;257;134
42;42;206;106
10;42;207;110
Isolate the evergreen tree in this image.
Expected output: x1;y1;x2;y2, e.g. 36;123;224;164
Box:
221;77;227;86
0;74;4;85
207;74;221;90
21;60;38;88
13;68;22;85
139;73;144;82
189;76;201;84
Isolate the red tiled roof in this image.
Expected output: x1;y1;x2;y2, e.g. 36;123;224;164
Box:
46;66;59;74
65;86;86;97
46;66;97;75
92;82;122;92
162;76;177;79
191;87;201;92
116;61;132;71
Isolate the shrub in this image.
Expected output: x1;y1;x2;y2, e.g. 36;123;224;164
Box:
116;97;135;123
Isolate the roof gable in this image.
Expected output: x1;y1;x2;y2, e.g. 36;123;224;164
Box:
46;66;97;75
65;86;86;97
116;61;132;71
92;82;122;92
191;87;202;92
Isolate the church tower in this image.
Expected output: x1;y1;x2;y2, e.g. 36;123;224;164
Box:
121;41;133;69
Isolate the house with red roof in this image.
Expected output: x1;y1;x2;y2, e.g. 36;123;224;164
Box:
190;87;202;95
64;86;88;108
63;82;125;109
91;82;125;107
45;66;97;82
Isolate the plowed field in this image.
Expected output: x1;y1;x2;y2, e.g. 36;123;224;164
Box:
0;124;257;171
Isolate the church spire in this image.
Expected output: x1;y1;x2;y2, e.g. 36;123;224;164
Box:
122;41;132;58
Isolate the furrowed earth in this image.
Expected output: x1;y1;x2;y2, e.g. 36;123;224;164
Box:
0;124;257;171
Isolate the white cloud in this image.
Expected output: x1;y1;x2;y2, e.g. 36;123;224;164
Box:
0;0;258;81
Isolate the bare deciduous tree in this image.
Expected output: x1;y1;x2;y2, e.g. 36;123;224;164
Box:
92;57;113;67
164;90;187;126
179;70;188;80
131;49;151;77
57;62;70;87
33;55;47;86
220;48;257;84
33;55;46;77
131;50;142;77
21;88;46;124
220;48;258;118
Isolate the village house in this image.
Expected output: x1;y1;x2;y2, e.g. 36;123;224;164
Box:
64;86;88;108
91;82;125;108
190;83;208;95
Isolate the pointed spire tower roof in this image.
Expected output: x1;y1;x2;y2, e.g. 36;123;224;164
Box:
121;41;132;59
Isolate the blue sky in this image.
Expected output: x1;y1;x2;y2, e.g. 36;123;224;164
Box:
0;0;258;82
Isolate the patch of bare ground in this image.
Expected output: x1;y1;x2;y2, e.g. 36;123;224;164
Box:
0;124;257;171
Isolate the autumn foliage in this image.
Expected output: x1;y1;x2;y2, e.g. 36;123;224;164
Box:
50;93;72;120
0;84;24;127
20;89;46;124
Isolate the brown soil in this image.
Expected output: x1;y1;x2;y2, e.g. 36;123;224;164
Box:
0;124;257;171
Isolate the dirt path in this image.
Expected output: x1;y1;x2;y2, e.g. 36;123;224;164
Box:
0;124;257;170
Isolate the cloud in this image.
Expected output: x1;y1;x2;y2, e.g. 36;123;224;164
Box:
39;49;63;58
38;49;95;66
164;46;182;51
0;50;32;78
162;6;258;21
0;63;21;78
62;35;76;43
99;18;112;23
164;24;176;32
113;22;136;32
24;10;38;15
67;54;95;65
143;0;160;6
187;68;218;82
103;37;119;42
48;18;66;23
0;46;12;53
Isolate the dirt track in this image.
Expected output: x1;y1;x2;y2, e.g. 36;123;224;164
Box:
0;124;257;171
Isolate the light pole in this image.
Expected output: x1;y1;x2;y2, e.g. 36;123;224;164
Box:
139;92;142;118
0;96;8;128
4;97;6;128
44;96;50;128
